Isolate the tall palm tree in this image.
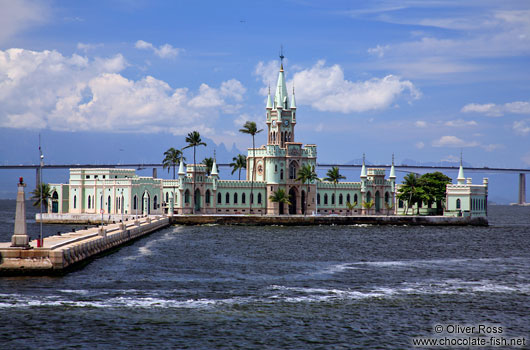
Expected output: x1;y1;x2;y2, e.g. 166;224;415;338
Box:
398;173;420;215
183;131;207;214
31;183;51;212
269;188;291;215
162;148;185;179
239;121;263;213
202;157;214;176
296;164;319;215
230;154;247;180
324;166;346;213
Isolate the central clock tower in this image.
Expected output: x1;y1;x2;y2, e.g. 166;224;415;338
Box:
266;60;297;148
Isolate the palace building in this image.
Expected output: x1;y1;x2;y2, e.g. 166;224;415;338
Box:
47;61;486;218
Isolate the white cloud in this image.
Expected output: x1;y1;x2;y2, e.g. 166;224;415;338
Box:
445;119;478;127
0;48;244;136
415;141;425;149
367;44;389;58
77;42;103;52
0;0;50;44
254;60;281;95
462;101;530;117
135;40;180;59
432;135;479;148
513;119;530;136
441;155;459;163
415;120;427;128
481;144;504;152
287;60;420;113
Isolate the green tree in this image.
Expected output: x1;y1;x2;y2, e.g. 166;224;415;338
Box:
324;166;346;212
183;131;207;214
346;201;357;215
31;183;51;212
362;200;374;210
269;188;291;214
239;121;263;213
296;164;319;215
418;172;452;214
162;148;185;179
397;173;429;215
202;157;214;176
230;154;247;180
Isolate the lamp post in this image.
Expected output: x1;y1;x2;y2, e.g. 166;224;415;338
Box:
120;188;124;224
39;136;44;247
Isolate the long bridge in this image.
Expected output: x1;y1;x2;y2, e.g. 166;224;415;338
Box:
1;163;528;205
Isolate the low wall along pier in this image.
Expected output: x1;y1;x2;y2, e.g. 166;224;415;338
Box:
0;216;169;276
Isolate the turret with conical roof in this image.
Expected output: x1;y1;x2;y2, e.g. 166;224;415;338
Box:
389;153;396;179
290;85;296;109
360;153;367;178
274;64;289;109
457;153;465;185
178;158;186;177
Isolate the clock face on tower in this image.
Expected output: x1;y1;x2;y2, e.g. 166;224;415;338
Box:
272;120;276;126
283;120;289;126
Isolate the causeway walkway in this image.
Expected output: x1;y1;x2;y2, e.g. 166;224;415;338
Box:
0;216;169;276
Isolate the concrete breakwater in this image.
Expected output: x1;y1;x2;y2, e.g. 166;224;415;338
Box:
168;215;488;226
36;213;488;226
0;216;169;276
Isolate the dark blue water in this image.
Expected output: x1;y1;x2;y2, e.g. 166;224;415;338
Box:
1;200;529;349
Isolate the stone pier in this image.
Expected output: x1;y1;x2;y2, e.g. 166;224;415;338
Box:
0;216;169;276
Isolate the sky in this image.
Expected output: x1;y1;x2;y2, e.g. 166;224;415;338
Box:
0;0;529;202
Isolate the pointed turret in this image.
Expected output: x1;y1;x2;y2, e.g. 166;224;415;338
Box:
360;153;367;178
211;156;218;177
290;85;296;109
389;153;396;179
266;86;273;109
178;158;185;177
457;157;465;185
274;63;288;109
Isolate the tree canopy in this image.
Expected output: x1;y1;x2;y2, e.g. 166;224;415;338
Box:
398;172;452;214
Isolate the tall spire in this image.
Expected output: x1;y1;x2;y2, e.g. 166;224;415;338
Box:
178;157;185;176
211;152;218;176
360;153;367;178
274;47;288;109
389;153;396;179
457;151;465;184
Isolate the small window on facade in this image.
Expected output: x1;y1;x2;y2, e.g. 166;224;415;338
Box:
385;192;389;204
347;194;351;204
456;198;461;209
280;169;284;180
103;175;106;179
234;193;238;204
226;192;230;204
88;196;91;209
332;193;335;205
86;175;90;179
206;190;210;204
275;165;278;172
354;194;358;204
250;193;254;204
258;193;262;204
324;194;328;205
185;190;190;204
133;195;137;210
166;192;169;203
217;193;222;204
73;195;77;209
339;194;343;205
317;193;320;205
242;193;246;204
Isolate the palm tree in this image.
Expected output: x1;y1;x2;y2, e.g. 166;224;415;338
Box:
346;201;357;215
230;154;247;180
183;131;207;214
296;164;318;215
398;173;420;215
202;157;214;176
324;166;346;213
269;188;291;215
162;148;185;179
31;183;51;212
239;121;263;213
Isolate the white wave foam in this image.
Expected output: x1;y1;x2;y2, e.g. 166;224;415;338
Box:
125;226;183;260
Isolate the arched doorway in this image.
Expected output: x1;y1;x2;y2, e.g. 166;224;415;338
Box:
301;190;306;215
375;191;381;212
194;189;201;212
51;191;59;213
288;187;297;214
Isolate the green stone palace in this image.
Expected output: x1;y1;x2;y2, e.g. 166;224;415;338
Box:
47;63;487;217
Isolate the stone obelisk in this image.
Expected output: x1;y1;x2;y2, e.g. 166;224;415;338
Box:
11;177;30;248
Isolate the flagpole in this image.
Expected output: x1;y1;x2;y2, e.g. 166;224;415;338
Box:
39;134;44;247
